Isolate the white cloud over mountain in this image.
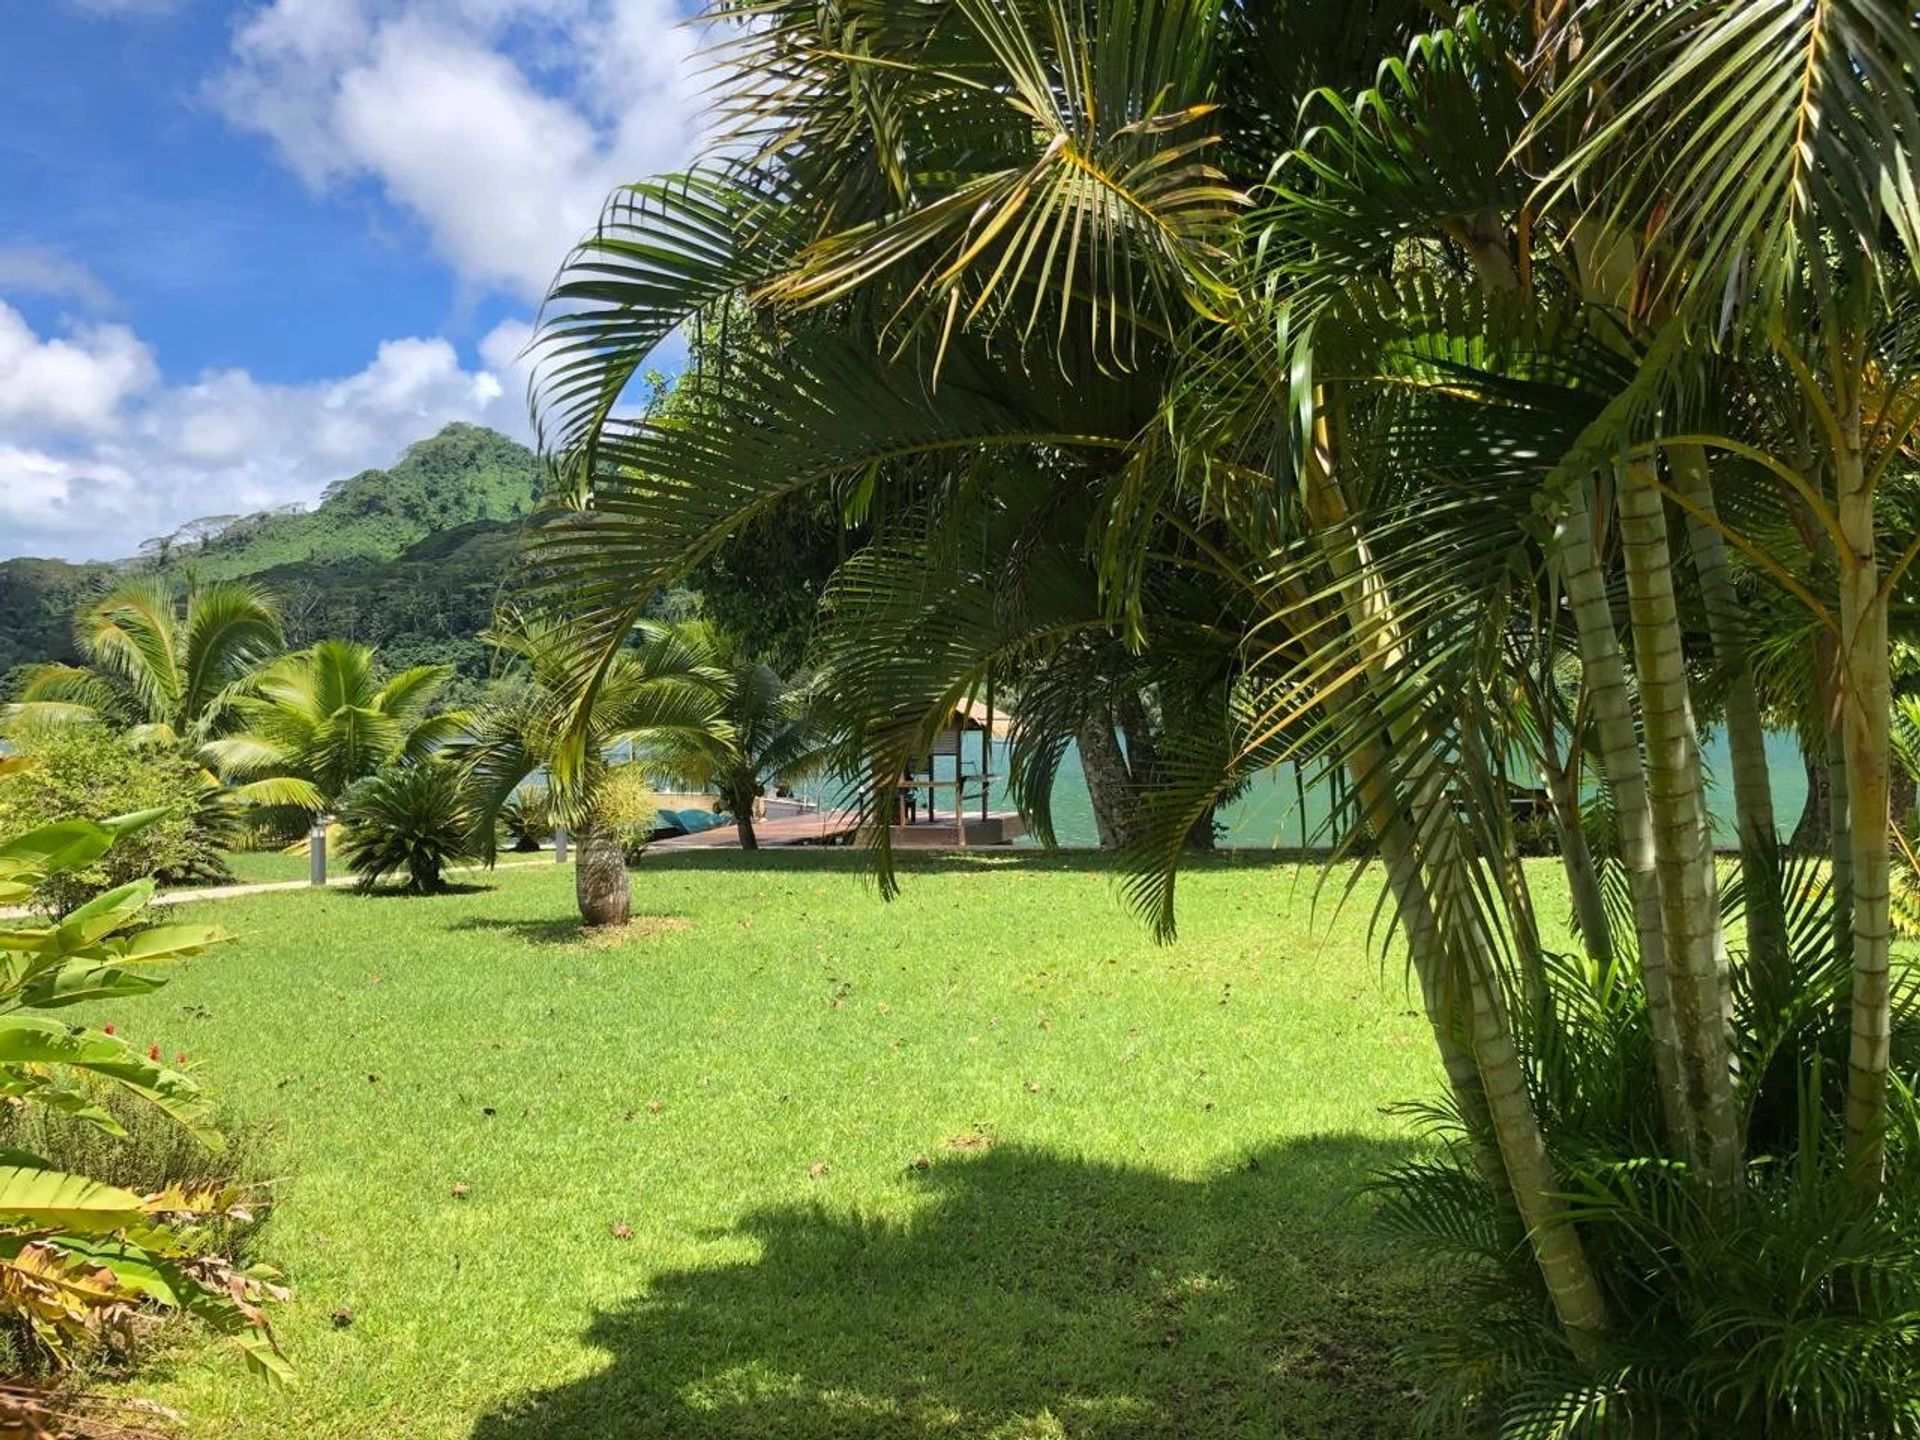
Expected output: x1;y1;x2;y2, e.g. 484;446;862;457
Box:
3;1;706;564
0;309;535;562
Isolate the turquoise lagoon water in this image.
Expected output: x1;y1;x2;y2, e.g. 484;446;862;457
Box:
802;730;1811;851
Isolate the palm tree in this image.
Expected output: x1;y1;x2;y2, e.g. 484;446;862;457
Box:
451;611;729;927
520;0;1920;1423
8;576;281;744
709;663;827;850
201;640;467;819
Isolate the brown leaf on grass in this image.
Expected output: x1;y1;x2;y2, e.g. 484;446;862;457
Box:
646;1099;664;1114
908;1155;931;1172
611;1223;634;1241
808;1161;830;1178
946;1132;992;1151
331;1307;354;1328
451;1183;471;1199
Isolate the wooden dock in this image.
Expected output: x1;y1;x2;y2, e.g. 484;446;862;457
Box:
649;805;1028;851
649;808;858;850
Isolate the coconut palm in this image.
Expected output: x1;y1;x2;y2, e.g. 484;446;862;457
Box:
708;663;829;850
202;640;467;819
451;611;729;927
8;576;281;745
520;0;1920;1425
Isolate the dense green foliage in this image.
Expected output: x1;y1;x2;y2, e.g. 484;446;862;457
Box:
0;557;113;677
205;641;465;824
92;853;1458;1439
0;815;283;1380
0;729;231;912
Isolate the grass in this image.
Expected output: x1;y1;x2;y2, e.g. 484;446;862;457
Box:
97;851;1476;1439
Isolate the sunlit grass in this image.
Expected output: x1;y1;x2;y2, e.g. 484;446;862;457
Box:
102;851;1483;1439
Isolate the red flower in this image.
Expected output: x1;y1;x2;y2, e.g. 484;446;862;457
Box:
102;1023;116;1036
174;1051;189;1066
147;1043;161;1062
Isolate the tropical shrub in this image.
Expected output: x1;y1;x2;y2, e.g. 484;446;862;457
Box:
0;814;284;1379
7;576;280;745
497;785;550;852
336;762;478;894
203;640;466;822
451;610;727;927
0;726;230;913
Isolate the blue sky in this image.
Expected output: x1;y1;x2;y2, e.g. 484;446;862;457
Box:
1;0;700;562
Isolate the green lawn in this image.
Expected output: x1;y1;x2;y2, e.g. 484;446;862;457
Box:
105;851;1472;1439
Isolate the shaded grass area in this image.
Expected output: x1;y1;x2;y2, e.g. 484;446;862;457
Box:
101;850;1477;1439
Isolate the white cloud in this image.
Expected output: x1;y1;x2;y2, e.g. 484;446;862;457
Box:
1;327;533;563
0;303;156;436
0;248;116;311
214;0;703;299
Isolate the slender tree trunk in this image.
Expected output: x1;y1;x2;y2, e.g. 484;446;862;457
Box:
1307;419;1609;1352
728;786;760;850
1558;480;1689;1147
1076;711;1133;849
1672;445;1787;987
1829;706;1854;966
574;818;631;928
1616;459;1740;1189
1542;708;1613;963
1794;735;1831;852
1836;427;1893;1191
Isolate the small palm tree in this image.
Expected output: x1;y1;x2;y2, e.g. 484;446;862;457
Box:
453;611;729;927
9;576;281;745
711;663;827;849
202;640;466;818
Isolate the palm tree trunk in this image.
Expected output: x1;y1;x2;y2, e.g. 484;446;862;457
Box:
1672;445;1787;988
574;819;631;928
1541;706;1613;963
1794;735;1831;852
1616;459;1740;1189
1836;432;1893;1191
1829;716;1854;966
1076;712;1133;849
1557;480;1689;1147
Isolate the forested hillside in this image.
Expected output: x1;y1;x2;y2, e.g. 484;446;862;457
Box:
1;424;543;696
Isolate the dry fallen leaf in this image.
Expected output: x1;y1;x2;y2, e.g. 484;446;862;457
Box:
611;1223;634;1241
331;1306;354;1329
647;1099;664;1114
451;1182;471;1199
808;1161;831;1179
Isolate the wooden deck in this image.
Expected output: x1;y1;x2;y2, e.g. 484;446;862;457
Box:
649;806;1028;851
649;809;859;850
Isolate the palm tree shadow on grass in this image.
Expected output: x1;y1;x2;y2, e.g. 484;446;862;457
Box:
470;1136;1437;1440
445;913;693;947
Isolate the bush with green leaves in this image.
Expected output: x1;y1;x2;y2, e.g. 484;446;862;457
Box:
0;727;230;913
336;761;479;894
0;812;285;1380
497;785;550;853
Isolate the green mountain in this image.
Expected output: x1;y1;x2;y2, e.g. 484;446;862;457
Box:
133;423;543;577
1;424;544;698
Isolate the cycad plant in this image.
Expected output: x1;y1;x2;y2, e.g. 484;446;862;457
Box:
520;1;1920;1429
452;611;729;927
202;640;466;824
